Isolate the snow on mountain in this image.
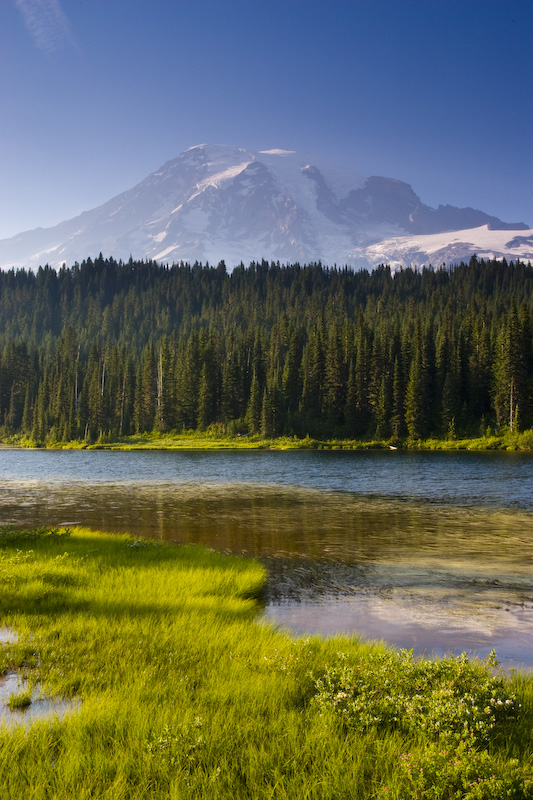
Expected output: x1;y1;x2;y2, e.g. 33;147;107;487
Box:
356;226;533;271
0;144;530;271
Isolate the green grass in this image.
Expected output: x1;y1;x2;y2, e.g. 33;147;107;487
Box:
6;690;32;710
0;526;532;798
7;426;533;451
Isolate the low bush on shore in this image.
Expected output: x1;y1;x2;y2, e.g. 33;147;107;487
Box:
0;526;532;798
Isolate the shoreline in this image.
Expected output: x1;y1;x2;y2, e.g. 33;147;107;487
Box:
1;526;532;797
2;429;533;452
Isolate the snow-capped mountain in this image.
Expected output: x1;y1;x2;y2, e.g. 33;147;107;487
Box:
0;144;531;271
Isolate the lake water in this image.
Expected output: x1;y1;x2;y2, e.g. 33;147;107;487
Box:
0;447;531;669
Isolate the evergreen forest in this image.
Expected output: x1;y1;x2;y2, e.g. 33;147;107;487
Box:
0;255;531;445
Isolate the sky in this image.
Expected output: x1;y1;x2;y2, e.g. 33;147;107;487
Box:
0;0;532;240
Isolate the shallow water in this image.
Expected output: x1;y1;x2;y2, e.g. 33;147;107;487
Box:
0;628;79;727
0;672;79;728
0;628;16;645
0;448;531;668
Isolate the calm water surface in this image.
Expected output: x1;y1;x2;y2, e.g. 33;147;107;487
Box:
0;448;531;668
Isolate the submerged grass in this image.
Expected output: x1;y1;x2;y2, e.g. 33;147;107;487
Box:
0;525;532;798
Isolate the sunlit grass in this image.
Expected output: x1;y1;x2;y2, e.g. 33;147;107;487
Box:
10;426;533;451
0;526;532;798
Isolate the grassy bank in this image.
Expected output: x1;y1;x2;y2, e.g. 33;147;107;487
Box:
6;426;533;451
1;526;532;799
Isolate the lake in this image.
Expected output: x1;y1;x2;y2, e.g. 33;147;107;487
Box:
0;447;531;669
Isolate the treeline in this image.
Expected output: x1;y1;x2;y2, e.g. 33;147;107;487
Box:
0;254;531;443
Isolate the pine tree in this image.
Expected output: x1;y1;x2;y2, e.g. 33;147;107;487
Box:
349;317;372;435
0;257;531;443
155;338;173;433
282;330;302;416
375;374;391;439
21;383;33;436
300;326;324;421
493;303;530;431
405;350;425;439
404;322;433;439
324;324;347;429
390;356;405;438
261;379;284;438
140;342;157;431
245;368;263;434
221;340;242;426
198;332;220;430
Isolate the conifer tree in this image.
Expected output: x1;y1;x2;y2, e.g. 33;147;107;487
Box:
405;350;425;439
282;330;302;415
246;368;263;434
261;379;284;438
300;326;324;421
0;257;531;443
21;383;33;436
324;324;347;428
493;302;530;431
390;356;405;438
155;338;173;433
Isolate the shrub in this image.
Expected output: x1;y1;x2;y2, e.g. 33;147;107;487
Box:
311;649;518;746
389;741;533;799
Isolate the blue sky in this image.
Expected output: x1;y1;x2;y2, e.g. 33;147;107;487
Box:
1;0;531;239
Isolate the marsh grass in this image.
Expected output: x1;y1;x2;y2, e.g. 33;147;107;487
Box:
0;526;532;799
6;689;32;710
11;426;533;451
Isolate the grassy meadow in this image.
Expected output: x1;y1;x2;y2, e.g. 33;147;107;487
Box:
0;526;532;799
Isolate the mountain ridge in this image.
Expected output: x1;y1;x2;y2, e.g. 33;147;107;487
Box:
0;144;531;270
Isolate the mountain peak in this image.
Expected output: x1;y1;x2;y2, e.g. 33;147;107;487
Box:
259;148;297;155
0;145;530;271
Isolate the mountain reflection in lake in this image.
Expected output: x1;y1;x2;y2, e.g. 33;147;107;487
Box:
0;449;531;668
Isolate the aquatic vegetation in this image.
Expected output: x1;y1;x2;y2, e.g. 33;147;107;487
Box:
0;526;532;798
6;689;32;710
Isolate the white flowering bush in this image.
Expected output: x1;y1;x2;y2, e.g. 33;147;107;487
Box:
384;742;533;799
311;649;518;745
